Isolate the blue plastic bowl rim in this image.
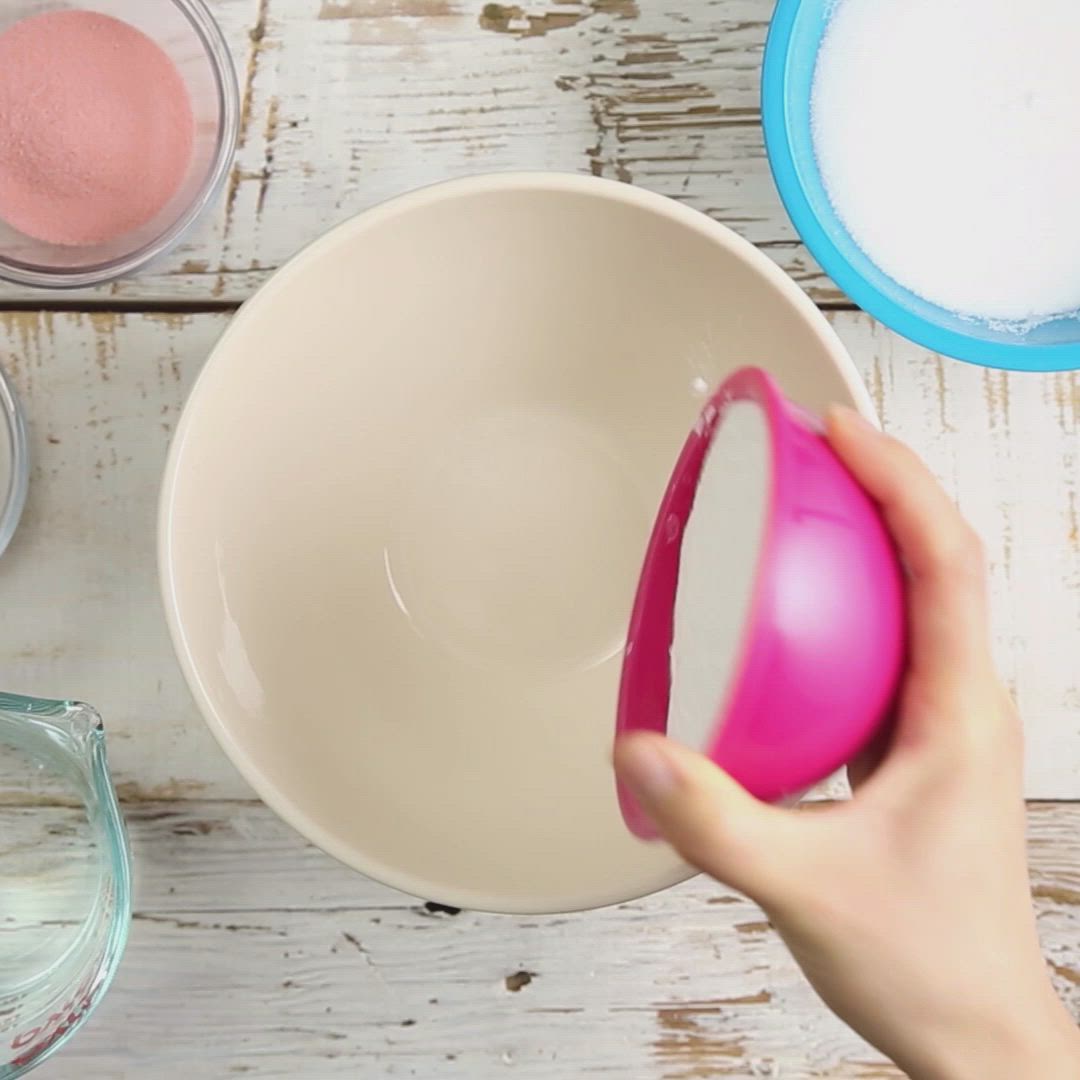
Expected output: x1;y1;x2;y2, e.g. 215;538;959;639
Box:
762;0;1080;374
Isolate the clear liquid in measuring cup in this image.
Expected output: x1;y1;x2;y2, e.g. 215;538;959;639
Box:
1;768;101;980
0;730;104;1000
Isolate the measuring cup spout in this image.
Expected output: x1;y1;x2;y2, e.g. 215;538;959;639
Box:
0;696;105;770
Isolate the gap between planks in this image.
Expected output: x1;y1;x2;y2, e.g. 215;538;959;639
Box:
1;795;1077;809
0;300;240;316
0;298;864;317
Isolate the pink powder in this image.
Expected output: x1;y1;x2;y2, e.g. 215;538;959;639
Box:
0;10;195;248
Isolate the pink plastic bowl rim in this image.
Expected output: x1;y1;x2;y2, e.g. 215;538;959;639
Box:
616;366;826;837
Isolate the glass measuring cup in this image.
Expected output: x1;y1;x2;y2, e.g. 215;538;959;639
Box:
0;695;131;1077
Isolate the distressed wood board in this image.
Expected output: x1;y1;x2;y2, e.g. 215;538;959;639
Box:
0;0;834;306
0;309;1075;801
11;800;1080;1078
1;0;1078;1075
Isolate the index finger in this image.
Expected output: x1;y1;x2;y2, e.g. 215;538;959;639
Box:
826;407;991;680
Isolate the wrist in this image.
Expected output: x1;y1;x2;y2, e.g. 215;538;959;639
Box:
916;996;1080;1080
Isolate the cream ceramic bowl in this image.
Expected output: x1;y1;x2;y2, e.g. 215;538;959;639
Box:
159;173;874;914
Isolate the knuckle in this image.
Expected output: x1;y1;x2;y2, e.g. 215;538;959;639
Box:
907;676;1022;769
935;522;985;579
670;809;756;882
995;690;1025;750
954;690;1024;761
883;435;933;483
675;813;739;867
883;434;920;466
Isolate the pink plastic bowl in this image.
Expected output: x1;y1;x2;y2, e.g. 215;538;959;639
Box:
617;367;905;839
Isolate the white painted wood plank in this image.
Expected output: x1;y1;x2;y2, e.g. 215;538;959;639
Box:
830;319;1080;796
0;310;1075;800
0;7;1072;1077
0;311;228;800
16;800;1080;1079
0;0;833;305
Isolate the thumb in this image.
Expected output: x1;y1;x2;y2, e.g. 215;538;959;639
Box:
614;732;806;906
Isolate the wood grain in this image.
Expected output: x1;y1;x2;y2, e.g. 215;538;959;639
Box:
16;800;1080;1078
0;0;833;306
0;309;1075;801
1;4;1078;1074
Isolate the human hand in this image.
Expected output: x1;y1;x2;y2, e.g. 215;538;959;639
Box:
614;408;1080;1080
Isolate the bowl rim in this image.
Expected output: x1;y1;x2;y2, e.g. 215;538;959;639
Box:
617;365;893;842
615;367;783;839
0;360;28;560
762;0;1080;373
158;171;876;914
0;0;240;290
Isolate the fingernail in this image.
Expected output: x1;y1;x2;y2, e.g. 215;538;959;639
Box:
615;736;679;802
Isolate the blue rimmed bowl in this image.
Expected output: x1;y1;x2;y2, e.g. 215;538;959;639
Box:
762;0;1080;372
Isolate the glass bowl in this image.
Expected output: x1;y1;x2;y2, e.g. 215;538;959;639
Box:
0;363;28;560
762;0;1080;372
0;0;239;289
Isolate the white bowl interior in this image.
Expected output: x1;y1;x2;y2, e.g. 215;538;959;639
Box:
668;400;773;755
161;176;865;913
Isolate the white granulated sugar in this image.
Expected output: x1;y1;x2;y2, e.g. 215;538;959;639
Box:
667;401;771;752
811;0;1080;324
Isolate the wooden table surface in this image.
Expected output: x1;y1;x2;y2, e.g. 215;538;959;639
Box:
2;2;1077;1076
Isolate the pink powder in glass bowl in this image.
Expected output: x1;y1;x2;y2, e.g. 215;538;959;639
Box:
0;10;195;247
0;1;238;288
